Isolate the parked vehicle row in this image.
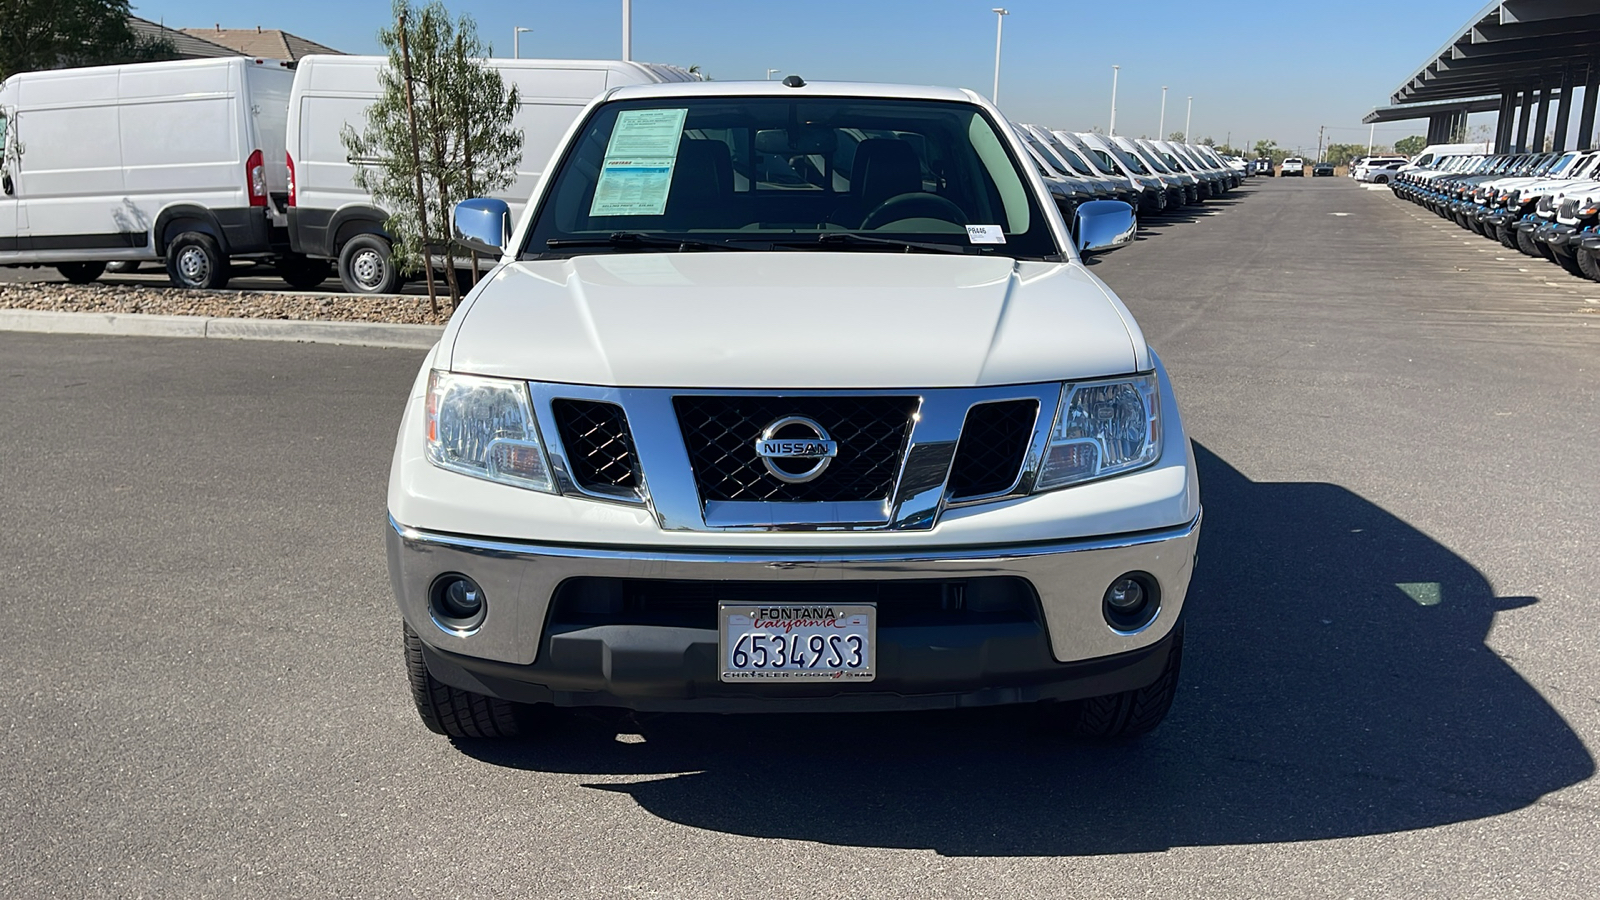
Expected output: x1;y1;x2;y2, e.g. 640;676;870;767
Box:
0;55;697;291
1351;156;1409;183
1012;128;1248;221
1390;144;1600;280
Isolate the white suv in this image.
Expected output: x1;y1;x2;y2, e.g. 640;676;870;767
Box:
1281;157;1305;177
388;79;1199;740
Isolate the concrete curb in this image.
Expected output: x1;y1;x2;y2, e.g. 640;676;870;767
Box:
0;309;442;349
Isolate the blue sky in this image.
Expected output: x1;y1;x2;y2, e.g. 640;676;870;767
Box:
135;0;1499;153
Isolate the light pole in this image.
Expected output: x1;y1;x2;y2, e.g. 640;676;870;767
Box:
1184;96;1193;141
621;0;632;61
1159;85;1168;138
991;8;1008;106
1109;65;1120;136
513;26;531;59
766;68;780;80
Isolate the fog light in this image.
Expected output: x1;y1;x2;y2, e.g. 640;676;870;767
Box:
1106;577;1146;612
429;574;487;634
1103;572;1160;632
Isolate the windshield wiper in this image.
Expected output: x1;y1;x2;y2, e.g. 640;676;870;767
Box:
544;232;758;252
773;233;974;255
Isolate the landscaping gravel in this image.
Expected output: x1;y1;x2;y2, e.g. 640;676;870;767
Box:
0;282;452;325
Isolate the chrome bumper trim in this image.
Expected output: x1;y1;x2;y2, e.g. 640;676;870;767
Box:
387;510;1201;668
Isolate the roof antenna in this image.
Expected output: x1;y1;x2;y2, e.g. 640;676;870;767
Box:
782;75;805;88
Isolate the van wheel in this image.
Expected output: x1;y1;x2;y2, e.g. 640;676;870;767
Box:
166;232;230;289
277;254;332;290
55;262;106;284
338;234;401;294
1041;627;1183;739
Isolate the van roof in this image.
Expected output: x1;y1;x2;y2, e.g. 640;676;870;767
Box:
296;54;693;80
604;80;977;104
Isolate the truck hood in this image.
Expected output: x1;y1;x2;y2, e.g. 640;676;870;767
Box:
444;252;1143;388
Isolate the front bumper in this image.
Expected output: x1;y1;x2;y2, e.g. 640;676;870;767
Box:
388;512;1200;711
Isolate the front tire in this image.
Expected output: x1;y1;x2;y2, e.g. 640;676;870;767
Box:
1515;228;1544;257
1577;247;1600;281
1553;250;1584;277
404;623;536;738
338;234;401;294
55;261;106;284
1043;626;1183;738
165;232;230;289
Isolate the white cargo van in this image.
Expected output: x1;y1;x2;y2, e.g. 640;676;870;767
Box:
286;55;695;294
0;57;305;289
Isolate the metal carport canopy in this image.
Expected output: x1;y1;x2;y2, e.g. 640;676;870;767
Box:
1386;0;1600;106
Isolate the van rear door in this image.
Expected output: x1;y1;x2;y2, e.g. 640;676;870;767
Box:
243;62;293;216
0;104;16;252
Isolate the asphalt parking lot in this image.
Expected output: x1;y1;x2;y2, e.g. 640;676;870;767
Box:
4;178;1598;898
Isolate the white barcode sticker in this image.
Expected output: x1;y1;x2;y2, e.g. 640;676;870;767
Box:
966;224;1006;244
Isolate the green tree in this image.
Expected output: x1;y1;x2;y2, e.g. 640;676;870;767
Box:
0;0;175;80
1394;135;1426;157
1253;139;1278;159
1324;142;1366;166
1168;131;1185;142
342;1;523;309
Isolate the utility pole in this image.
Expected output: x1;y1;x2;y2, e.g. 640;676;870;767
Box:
1316;125;1325;162
621;0;632;61
1185;96;1193;141
991;8;1009;106
1159;85;1167;138
1109;65;1120;136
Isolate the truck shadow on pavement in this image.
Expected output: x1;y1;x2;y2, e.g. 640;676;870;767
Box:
457;442;1593;856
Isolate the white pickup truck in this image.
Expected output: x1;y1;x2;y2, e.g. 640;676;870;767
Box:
1280;157;1305;177
386;78;1199;740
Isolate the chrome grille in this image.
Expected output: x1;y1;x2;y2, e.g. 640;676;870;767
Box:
673;395;918;503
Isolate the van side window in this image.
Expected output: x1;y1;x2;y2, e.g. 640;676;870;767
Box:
0;111;8;154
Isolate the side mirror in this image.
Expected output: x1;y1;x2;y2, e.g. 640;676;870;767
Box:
453;198;512;256
1073;199;1136;254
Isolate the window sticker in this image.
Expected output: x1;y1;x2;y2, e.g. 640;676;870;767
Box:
590;108;688;217
604;108;688;158
966;224;1006;244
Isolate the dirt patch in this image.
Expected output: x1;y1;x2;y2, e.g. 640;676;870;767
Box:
0;282;453;325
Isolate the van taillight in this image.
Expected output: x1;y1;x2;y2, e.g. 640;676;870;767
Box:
247;149;266;207
286;152;296;207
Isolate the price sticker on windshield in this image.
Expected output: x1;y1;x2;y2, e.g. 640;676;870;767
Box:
590;108;689;217
966;224;1006;244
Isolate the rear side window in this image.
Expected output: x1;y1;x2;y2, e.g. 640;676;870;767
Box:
0;111;8;153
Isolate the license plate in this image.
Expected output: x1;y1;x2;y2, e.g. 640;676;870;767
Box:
718;602;875;682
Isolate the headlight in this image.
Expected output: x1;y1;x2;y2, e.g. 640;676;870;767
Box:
1036;374;1161;491
425;370;555;493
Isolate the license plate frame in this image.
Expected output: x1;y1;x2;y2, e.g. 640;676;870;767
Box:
718;602;876;683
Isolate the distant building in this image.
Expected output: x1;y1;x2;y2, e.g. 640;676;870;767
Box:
181;25;344;61
125;18;345;62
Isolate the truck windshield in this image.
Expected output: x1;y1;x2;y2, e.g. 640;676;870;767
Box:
522;96;1059;259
